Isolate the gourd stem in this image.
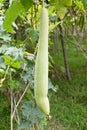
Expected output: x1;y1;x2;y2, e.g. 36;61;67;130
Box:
42;0;44;7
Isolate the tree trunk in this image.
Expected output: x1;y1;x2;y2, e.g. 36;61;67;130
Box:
58;19;71;80
54;28;60;55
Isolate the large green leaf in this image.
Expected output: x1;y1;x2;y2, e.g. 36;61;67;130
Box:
3;2;24;33
19;101;44;129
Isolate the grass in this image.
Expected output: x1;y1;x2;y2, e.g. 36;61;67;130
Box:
48;41;87;130
0;92;10;130
49;96;87;130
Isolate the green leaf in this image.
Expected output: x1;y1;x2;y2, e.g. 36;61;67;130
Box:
22;101;43;118
63;0;72;7
0;45;8;54
51;0;72;7
2;55;22;68
53;0;67;19
26;28;39;43
20;0;33;10
19;120;31;129
0;33;11;41
9;80;20;90
5;47;24;60
0;69;4;75
57;6;67;19
81;0;87;10
3;2;24;33
75;0;84;10
0;3;3;9
50;0;72;19
0;57;6;69
2;55;14;65
21;67;33;82
19;101;44;129
48;78;57;92
12;60;22;69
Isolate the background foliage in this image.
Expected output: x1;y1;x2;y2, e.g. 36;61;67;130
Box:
0;0;87;129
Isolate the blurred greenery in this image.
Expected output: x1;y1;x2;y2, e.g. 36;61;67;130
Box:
0;92;10;130
0;0;87;130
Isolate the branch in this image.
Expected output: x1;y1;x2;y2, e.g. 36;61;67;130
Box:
0;65;10;87
11;82;30;119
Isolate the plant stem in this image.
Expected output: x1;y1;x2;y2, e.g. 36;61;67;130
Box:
58;18;71;80
11;90;13;130
42;0;44;7
11;82;30;120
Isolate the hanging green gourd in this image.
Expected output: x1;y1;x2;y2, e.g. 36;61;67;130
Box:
34;6;50;115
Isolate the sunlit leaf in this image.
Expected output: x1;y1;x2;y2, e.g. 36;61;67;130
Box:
2;55;14;65
57;6;67;19
3;2;24;33
12;60;22;69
